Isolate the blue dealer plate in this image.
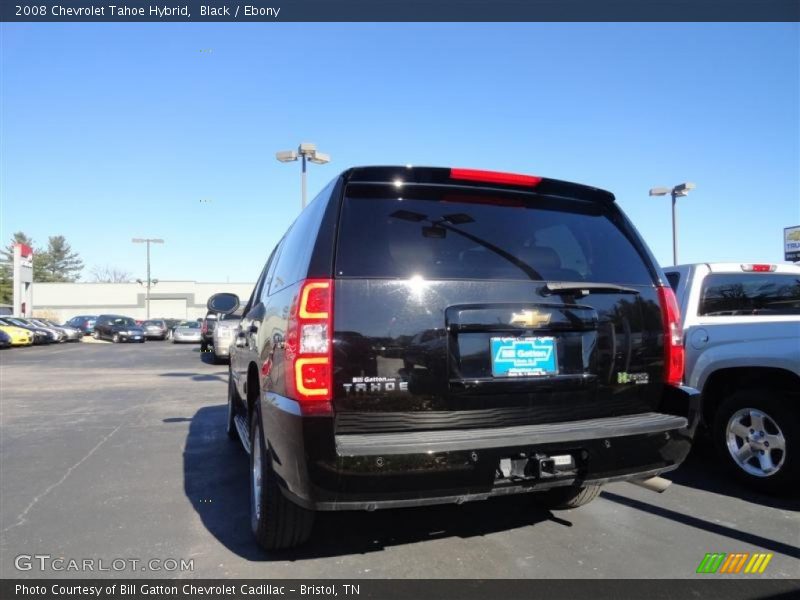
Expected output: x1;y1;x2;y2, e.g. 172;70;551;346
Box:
490;336;558;377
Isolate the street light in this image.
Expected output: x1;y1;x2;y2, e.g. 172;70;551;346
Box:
649;183;696;266
132;238;164;319
276;142;331;210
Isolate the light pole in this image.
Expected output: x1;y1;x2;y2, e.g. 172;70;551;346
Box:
276;142;331;210
649;183;696;266
132;238;164;319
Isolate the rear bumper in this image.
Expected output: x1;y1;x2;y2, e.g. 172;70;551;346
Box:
262;385;700;511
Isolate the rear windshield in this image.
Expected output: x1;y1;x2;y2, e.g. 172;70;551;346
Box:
699;273;800;316
143;320;164;326
335;185;653;285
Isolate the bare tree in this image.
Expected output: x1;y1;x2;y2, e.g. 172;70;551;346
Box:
90;265;133;283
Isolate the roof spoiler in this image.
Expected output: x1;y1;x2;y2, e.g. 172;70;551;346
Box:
344;166;616;204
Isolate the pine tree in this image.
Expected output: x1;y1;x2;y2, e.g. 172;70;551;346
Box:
38;236;84;282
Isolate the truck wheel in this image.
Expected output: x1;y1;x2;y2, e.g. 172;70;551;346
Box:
534;484;602;509
713;390;799;494
226;373;240;441
250;411;314;549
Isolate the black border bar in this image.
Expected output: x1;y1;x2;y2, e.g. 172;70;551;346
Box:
3;579;800;600
2;1;799;22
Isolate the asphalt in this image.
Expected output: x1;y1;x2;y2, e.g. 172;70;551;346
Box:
0;341;798;579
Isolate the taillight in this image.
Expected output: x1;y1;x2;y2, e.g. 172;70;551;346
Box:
201;321;207;334
741;263;776;272
657;285;684;386
284;279;333;415
450;168;542;187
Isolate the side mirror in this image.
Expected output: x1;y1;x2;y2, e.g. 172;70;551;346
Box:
207;293;239;315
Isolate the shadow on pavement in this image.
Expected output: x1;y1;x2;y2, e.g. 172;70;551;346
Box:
669;438;800;512
159;371;227;382
600;490;800;560
182;405;562;562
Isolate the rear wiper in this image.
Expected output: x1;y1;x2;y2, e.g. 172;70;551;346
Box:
541;282;640;297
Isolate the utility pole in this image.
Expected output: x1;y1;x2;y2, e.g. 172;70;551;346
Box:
649;183;696;266
132;238;164;319
276;143;331;210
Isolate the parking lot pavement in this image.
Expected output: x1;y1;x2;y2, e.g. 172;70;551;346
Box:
1;342;798;580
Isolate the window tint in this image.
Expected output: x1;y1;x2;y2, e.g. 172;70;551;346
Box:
335;186;653;285
665;272;681;292
269;184;332;294
699;273;800;316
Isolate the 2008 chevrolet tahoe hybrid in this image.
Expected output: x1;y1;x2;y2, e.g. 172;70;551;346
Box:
208;166;700;549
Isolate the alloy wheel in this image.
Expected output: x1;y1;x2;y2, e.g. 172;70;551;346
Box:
726;408;786;478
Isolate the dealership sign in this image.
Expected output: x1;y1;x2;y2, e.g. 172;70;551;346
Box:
13;243;34;316
785;226;800;262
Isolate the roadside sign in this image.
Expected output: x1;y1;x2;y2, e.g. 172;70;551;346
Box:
785;225;800;262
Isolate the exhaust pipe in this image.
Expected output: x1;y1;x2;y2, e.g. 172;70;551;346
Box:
629;476;671;493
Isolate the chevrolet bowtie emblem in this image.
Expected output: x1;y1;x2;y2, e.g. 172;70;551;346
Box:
510;310;551;328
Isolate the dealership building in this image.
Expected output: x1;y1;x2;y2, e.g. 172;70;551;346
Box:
29;280;255;322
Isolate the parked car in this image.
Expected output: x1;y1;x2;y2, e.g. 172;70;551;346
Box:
665;262;800;493
65;315;97;335
0;330;11;349
172;321;202;344
92;315;145;343
200;312;218;352
141;319;169;340
31;318;82;342
208;165;699;549
0;317;53;344
163;318;182;340
0;321;33;346
211;311;242;363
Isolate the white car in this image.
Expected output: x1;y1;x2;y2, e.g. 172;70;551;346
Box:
665;262;800;493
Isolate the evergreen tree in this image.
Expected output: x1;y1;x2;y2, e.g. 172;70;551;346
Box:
38;236;84;282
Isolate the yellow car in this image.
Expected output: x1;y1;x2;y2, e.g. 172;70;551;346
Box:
0;324;34;346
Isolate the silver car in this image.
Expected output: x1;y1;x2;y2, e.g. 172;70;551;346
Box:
211;312;241;363
172;321;202;344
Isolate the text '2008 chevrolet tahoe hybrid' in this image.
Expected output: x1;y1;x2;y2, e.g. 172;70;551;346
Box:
208;166;700;549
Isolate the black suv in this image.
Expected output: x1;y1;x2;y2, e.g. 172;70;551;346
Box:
208;166;700;550
93;315;145;343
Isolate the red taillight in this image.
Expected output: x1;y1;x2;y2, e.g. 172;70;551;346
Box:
450;168;542;187
741;263;776;272
657;285;684;386
201;321;207;334
285;279;333;415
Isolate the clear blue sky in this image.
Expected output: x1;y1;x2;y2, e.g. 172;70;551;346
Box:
1;23;798;283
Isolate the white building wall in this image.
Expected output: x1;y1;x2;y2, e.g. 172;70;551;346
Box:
30;281;255;322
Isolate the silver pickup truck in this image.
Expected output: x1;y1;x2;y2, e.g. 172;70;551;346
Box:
665;262;800;493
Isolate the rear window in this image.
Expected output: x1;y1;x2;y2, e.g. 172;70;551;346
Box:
699;273;800;316
335;185;653;285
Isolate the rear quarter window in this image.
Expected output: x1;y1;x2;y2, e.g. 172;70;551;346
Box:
335;185;654;285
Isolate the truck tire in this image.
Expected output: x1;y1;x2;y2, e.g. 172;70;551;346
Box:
713;389;799;494
250;410;314;550
534;484;602;509
226;373;240;441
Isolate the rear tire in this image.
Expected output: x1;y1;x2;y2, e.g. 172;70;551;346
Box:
712;389;799;494
534;484;602;509
250;411;314;550
226;373;240;441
